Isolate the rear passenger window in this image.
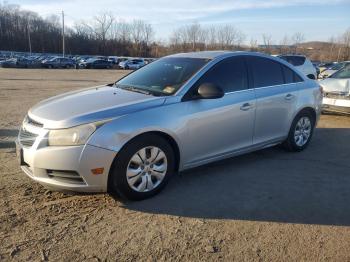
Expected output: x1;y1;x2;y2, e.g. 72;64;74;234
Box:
282;65;302;83
249;57;284;88
279;56;306;66
282;65;294;83
195;57;248;93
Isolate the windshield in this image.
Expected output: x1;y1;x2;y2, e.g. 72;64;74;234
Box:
330;63;346;71
330;65;350;79
116;57;210;95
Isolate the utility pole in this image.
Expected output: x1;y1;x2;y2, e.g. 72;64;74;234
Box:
62;11;65;57
27;21;32;55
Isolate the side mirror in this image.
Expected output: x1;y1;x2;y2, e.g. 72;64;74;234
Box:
197;83;224;99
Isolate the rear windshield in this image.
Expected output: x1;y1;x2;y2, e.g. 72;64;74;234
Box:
278;56;306;66
117;57;210;95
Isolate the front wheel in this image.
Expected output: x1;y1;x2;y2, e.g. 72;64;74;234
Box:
108;134;175;200
283;111;315;151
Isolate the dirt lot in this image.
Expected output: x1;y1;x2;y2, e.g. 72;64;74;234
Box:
0;68;350;261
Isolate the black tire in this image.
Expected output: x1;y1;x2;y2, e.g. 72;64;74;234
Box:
283;110;315;152
108;134;175;200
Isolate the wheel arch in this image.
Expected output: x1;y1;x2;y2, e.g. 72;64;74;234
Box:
287;106;317;137
296;106;317;123
107;130;181;192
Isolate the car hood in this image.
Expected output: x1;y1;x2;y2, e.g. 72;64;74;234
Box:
28;85;166;129
320;78;350;95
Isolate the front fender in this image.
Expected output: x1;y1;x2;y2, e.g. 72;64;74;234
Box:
86;100;187;165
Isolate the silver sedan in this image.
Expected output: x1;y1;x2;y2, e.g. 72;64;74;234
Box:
16;51;322;200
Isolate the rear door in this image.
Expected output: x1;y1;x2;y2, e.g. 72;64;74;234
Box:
247;56;302;144
183;56;256;165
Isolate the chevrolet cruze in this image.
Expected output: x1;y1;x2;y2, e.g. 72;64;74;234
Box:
16;51;322;200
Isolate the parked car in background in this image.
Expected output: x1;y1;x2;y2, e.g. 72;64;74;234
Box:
108;56;120;64
16;51;322;200
0;57;39;68
278;55;317;79
80;59;113;69
318;62;336;73
312;61;321;78
144;58;157;65
321;65;350;114
319;61;350;79
119;58;145;70
0;58;17;68
41;57;75;69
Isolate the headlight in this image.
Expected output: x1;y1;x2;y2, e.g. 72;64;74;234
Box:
48;122;104;146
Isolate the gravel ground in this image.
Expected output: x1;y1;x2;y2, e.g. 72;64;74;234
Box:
0;68;350;261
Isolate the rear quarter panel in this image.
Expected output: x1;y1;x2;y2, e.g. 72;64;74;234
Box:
295;80;322;123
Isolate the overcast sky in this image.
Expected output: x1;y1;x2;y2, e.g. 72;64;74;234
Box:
7;0;350;43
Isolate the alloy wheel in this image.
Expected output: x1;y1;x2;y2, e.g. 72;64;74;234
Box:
294;117;312;147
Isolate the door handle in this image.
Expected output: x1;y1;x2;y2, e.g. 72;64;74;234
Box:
240;103;253;111
285;94;294;100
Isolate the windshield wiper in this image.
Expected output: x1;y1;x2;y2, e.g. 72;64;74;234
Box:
116;84;153;96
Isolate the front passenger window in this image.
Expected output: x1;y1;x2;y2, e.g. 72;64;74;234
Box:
195;57;248;93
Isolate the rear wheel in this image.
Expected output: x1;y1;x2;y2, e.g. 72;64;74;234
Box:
283;110;315;151
108;134;175;200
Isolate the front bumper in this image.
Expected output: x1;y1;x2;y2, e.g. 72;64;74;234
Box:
16;127;117;192
322;97;350;114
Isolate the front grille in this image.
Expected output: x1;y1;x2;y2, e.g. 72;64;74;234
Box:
324;92;350;100
26;115;43;128
47;170;85;185
18;128;38;147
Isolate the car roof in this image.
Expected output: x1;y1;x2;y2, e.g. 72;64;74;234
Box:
166;51;297;61
278;54;306;57
167;51;236;59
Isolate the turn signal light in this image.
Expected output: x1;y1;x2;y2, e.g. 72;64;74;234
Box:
91;167;104;175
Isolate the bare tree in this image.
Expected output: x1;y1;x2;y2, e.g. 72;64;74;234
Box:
341;28;350;60
291;32;305;53
185;23;203;51
117;21;132;43
217;24;237;49
280;35;290;54
130;20;154;56
206;25;217;49
262;33;272;54
249;38;258;51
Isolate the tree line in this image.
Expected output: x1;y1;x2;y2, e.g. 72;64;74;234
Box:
1;3;349;61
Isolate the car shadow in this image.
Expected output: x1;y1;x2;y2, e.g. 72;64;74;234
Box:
123;127;350;226
0;129;18;149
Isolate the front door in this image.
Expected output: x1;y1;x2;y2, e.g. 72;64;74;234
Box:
182;56;256;166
